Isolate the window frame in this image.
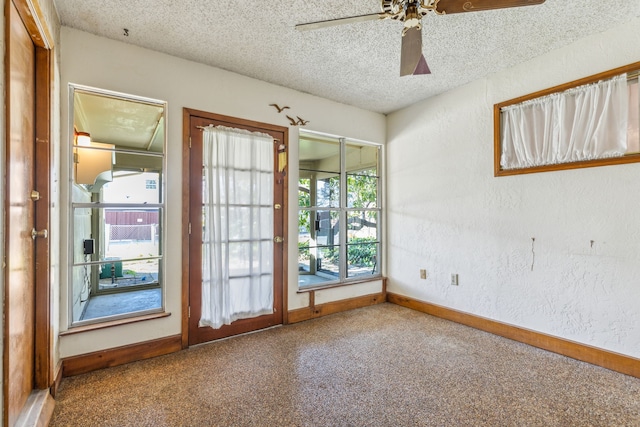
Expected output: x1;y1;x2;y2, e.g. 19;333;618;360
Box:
67;84;168;327
298;131;383;291
494;61;640;177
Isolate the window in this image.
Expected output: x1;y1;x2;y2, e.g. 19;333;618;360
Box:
298;132;381;289
69;85;166;326
494;61;640;176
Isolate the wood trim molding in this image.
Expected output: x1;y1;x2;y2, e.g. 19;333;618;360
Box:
13;0;54;49
61;335;182;377
388;293;640;379
288;291;386;324
59;312;171;336
50;362;63;399
33;45;52;391
181;109;191;349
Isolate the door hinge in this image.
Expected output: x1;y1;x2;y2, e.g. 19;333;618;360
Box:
188;306;191;318
188;223;192;235
189;136;192;148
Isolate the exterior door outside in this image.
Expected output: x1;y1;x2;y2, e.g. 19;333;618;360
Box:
184;109;288;345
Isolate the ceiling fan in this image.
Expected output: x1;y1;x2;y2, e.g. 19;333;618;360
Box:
295;0;546;76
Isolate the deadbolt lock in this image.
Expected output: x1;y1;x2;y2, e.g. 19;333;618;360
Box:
30;190;40;201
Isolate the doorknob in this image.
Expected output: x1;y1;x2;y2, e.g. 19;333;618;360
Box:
30;190;40;201
31;228;48;240
273;236;284;243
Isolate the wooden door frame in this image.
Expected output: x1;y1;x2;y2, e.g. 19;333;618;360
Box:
181;108;289;348
4;0;54;406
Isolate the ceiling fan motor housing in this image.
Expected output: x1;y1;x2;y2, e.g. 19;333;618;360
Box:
381;0;440;25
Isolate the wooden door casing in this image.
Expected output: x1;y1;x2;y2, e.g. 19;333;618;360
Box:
182;109;288;346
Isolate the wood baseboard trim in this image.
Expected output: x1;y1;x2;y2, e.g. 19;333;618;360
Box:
61;334;182;377
387;293;640;378
50;361;63;398
288;292;386;324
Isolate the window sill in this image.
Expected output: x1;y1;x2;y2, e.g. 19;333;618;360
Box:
60;311;171;336
297;275;383;293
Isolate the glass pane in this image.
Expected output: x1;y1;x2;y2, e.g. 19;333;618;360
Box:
74;143;115;189
254;170;273;205
298;210;313;244
98;259;160;291
299;137;340;173
103;169;162;204
316;246;339;276
315;173;340;208
73;207;162;263
299;173;340;208
298;245;340;288
347;243;378;278
347;174;378;208
228;242;251;276
229;170;252;205
346;143;378;174
228;207;251;240
299;178;311;207
314;210;340;247
72;206;93;264
258;241;273;274
73;263;162;321
628;79;639;154
347;211;378;242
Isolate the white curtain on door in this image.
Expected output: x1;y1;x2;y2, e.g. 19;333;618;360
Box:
501;73;629;169
200;125;274;329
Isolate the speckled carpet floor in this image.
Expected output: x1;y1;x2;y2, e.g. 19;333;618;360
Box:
50;303;640;427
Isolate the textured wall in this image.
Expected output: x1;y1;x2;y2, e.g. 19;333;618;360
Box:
58;27;385;358
386;18;640;358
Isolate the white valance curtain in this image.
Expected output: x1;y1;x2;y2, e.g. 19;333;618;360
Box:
200;125;274;329
500;74;629;170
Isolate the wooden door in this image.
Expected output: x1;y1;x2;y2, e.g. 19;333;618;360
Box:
5;1;52;424
6;2;36;424
184;109;288;345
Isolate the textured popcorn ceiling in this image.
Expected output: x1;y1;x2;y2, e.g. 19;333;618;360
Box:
54;0;640;114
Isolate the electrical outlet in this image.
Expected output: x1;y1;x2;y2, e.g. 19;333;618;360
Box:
420;269;427;280
450;274;459;286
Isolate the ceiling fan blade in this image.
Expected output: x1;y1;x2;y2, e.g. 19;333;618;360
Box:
400;27;431;76
295;13;385;31
436;0;545;14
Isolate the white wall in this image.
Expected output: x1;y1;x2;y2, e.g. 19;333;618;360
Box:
387;18;640;358
58;27;386;358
